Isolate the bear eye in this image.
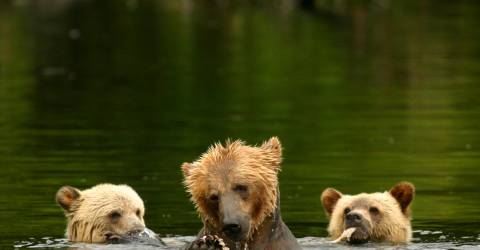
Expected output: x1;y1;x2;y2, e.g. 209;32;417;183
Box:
369;206;379;214
136;209;141;217
233;185;248;193
109;211;122;220
209;194;219;202
344;208;351;214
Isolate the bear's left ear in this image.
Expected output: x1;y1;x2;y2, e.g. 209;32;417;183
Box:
181;162;193;177
261;136;282;169
56;186;81;213
389;182;415;214
321;188;343;217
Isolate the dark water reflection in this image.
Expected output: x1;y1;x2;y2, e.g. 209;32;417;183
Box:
1;0;480;249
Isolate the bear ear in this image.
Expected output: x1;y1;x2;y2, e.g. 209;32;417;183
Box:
181;162;193;177
321;188;343;217
56;186;81;212
261;137;282;164
389;182;415;214
261;136;282;152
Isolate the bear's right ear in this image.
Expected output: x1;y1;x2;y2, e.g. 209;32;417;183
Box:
261;137;282;155
321;188;343;217
56;186;81;212
261;137;282;169
389;182;415;214
181;162;193;177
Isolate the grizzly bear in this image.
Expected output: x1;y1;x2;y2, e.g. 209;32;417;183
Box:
321;182;415;244
181;137;301;250
56;183;147;243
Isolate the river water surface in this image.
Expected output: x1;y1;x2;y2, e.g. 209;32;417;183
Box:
1;1;479;249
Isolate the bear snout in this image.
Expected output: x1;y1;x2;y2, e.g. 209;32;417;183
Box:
220;213;251;241
128;223;145;234
345;212;363;227
343;211;371;244
219;214;251;241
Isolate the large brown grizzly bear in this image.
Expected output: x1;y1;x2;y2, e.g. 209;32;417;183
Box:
321;182;415;244
56;184;147;243
182;137;301;250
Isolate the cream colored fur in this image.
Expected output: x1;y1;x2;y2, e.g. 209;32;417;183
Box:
56;184;145;243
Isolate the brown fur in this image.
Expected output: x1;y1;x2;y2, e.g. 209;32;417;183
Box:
182;137;300;250
321;182;415;244
56;184;146;243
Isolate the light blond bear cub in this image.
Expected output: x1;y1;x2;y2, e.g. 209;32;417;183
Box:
56;184;146;243
321;182;415;244
182;137;301;250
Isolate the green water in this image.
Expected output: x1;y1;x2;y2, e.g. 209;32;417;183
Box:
1;1;480;249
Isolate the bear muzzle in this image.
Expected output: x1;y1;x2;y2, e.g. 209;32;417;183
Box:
345;212;363;227
220;215;250;241
344;212;371;244
218;194;251;242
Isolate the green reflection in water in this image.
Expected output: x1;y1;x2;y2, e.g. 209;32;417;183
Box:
0;0;480;248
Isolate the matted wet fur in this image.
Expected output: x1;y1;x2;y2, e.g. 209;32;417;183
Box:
182;137;301;250
321;182;415;244
56;183;146;243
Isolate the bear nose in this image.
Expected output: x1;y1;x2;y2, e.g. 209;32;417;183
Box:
346;212;362;225
222;223;242;238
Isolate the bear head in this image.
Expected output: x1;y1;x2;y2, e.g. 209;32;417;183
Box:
181;137;282;243
321;182;415;244
56;183;146;243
